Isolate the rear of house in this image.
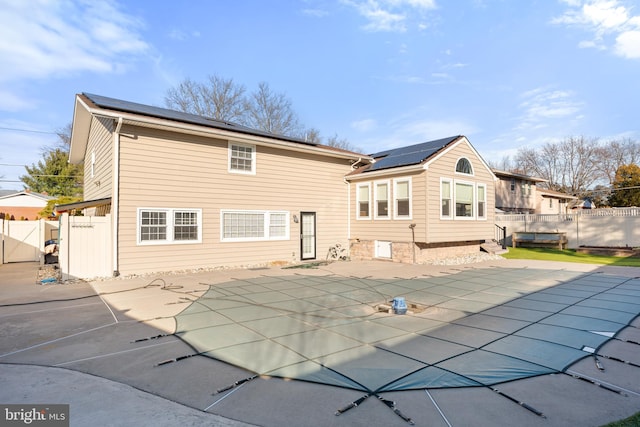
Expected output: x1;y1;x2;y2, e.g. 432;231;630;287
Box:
347;136;497;263
68;93;369;276
66;94;499;278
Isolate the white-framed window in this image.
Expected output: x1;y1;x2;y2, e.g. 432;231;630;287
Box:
455;181;475;219
440;178;452;219
455;158;474;175
228;142;255;174
393;178;412;219
221;210;289;242
477;184;486;220
357;183;371;219
549;198;553;209
138;208;202;245
374;180;390;219
510;178;515;192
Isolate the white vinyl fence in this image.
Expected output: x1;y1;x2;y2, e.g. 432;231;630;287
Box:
1;219;58;264
496;208;640;248
58;213;112;280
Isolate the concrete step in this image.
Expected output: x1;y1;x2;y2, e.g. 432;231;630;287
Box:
481;241;508;255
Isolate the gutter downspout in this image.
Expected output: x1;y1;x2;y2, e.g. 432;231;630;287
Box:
112;117;123;276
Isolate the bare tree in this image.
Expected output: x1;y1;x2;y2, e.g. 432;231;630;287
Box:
165;75;246;123
514;136;603;196
244;82;302;136
596;138;640;184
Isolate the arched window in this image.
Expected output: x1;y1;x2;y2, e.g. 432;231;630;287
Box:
456;158;473;174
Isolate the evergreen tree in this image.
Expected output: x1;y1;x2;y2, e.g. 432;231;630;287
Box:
608;164;640;207
20;148;83;197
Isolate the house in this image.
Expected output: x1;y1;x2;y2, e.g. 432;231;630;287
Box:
492;169;547;214
64;93;497;277
0;190;53;220
536;188;577;214
346;136;497;263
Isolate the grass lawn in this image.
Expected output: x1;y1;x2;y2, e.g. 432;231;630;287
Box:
502;247;640;267
601;412;640;427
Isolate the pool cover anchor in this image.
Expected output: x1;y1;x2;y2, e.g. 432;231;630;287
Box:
567;372;628;396
490;387;546;418
335;393;415;425
131;333;172;343
213;375;259;395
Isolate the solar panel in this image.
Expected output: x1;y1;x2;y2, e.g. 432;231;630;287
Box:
368;136;460;171
83;93;316;146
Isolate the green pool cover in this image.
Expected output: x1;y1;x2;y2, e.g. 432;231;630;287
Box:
174;267;640;393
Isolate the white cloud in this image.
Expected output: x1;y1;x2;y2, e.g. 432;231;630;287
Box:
515;87;583;131
553;0;640;59
351;118;377;132
302;8;330;17
615;30;640;58
341;0;437;32
0;0;149;83
0;90;34;112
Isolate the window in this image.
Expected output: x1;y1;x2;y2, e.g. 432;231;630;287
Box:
375;181;390;219
455;182;474;218
549;198;553;209
477;184;486;219
394;178;411;218
229;143;255;174
357;183;370;219
510;178;515;192
441;179;452;219
456;158;473;175
221;210;289;241
138;208;202;244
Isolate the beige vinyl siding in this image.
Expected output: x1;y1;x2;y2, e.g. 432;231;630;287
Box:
116;126;351;275
83;116;114;201
426;141;495;243
349;170;425;243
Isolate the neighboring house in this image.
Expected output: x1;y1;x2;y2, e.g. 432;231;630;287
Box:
536;188;577;214
492;169;547;213
64;93;497;277
0;190;53;220
346;136;497;263
570;198;596;210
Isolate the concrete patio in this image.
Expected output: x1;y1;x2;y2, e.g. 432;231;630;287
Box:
1;259;639;426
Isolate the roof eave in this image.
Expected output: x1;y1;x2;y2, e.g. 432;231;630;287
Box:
80;94;369;162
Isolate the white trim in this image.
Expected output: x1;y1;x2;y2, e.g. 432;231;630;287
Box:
424;136;497;181
228;142;256;175
137;208;202;245
440;178;453;220
393;177;412;220
477;183;487;220
374;180;391;220
356;182;371;220
454;180;475;220
454;156;474;176
220;209;290;242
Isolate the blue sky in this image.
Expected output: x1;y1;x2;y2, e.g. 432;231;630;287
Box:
1;0;639;191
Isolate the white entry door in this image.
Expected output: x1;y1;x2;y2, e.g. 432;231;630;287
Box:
300;212;316;260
